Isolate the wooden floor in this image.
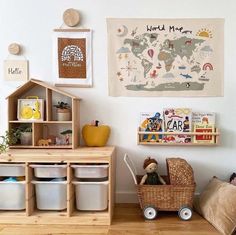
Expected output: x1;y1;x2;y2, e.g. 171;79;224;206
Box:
0;204;219;235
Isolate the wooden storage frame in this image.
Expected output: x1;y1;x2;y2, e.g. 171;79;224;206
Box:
137;127;220;146
0;146;115;225
7;79;81;149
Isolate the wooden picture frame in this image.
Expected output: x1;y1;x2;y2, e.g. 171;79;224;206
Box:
53;29;92;87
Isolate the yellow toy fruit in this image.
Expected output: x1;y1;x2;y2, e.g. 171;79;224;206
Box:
21;106;33;119
82;124;110;147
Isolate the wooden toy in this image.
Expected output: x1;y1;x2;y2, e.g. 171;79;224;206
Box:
63;8;80;27
38;139;52;146
8;43;21;55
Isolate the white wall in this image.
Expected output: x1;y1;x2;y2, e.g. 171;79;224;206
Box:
0;0;235;202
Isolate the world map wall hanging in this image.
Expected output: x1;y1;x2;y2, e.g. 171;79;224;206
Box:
107;18;224;97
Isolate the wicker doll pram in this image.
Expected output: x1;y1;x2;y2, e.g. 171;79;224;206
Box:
124;154;196;220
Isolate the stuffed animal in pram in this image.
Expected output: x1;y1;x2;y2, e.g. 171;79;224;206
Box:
140;157;166;185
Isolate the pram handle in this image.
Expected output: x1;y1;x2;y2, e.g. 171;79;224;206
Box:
124;154;138;185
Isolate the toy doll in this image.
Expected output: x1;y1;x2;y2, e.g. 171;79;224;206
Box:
140;157;166;185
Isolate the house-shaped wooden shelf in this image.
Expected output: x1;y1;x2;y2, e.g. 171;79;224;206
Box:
6;79;81;149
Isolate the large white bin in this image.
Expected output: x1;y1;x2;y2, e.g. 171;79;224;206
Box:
0;164;25;177
71;164;108;178
32;180;67;210
0;181;25;210
30;164;67;178
72;180;108;211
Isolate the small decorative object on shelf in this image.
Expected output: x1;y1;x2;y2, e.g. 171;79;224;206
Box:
13;124;32;145
54;102;71;121
60;129;72;145
38;139;52;146
18;96;44;121
82;120;110;147
138;108;220;146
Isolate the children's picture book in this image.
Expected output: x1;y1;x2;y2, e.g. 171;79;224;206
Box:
192;112;215;125
163;108;192;143
140;112;163;142
192;112;216;144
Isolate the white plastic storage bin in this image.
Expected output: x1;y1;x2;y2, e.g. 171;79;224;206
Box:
0;181;26;210
72;180;108;211
32;180;67;210
71;164;108;178
30;164;67;178
0;164;25;177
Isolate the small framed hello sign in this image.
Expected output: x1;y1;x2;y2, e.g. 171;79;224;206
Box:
4;60;28;82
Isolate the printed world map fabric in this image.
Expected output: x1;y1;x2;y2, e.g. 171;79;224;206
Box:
107;18;224;97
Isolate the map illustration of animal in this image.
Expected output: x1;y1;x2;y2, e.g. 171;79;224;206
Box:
107;18;224;97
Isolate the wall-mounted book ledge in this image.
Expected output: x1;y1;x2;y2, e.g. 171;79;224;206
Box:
137;128;220;146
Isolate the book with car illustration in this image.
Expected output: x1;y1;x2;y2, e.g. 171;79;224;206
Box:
163;108;192;143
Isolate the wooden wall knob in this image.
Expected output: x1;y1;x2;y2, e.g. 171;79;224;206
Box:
8;43;21;55
63;8;80;27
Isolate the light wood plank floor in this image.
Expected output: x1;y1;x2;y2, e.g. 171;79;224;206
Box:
0;204;219;235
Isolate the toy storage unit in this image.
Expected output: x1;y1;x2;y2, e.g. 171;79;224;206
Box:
0;164;26;210
72;164;109;211
31;164;67;210
0;146;115;225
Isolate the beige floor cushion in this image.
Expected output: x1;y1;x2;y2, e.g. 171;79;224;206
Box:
194;177;236;235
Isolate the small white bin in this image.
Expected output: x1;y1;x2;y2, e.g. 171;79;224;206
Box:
30;164;67;178
0;181;25;210
71;164;108;178
0;164;25;177
72;180;108;211
32;180;67;210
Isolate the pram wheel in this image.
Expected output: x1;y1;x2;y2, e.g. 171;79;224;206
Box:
143;205;157;220
178;206;193;220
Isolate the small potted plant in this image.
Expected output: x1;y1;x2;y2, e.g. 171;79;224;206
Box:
13;124;32;145
54;102;71;121
0;130;18;154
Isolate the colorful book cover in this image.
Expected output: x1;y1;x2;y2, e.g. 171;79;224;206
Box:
192;112;216;143
192;112;215;125
140;112;163;142
163;108;192;143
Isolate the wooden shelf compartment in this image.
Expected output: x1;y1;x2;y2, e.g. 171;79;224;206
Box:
50;90;72;122
0;147;115;225
138;128;220;146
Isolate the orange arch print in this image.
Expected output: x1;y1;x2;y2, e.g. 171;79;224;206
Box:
202;63;213;70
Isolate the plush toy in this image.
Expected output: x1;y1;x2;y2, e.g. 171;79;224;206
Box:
140;157;166;185
230;173;236;186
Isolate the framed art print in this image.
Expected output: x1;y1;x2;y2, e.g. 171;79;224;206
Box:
53;29;92;87
17;98;44;121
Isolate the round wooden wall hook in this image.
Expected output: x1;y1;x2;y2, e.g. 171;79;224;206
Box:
8;43;21;55
63;8;80;27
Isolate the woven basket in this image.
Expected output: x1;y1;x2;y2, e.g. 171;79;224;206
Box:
136;158;195;211
167;158;194;185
